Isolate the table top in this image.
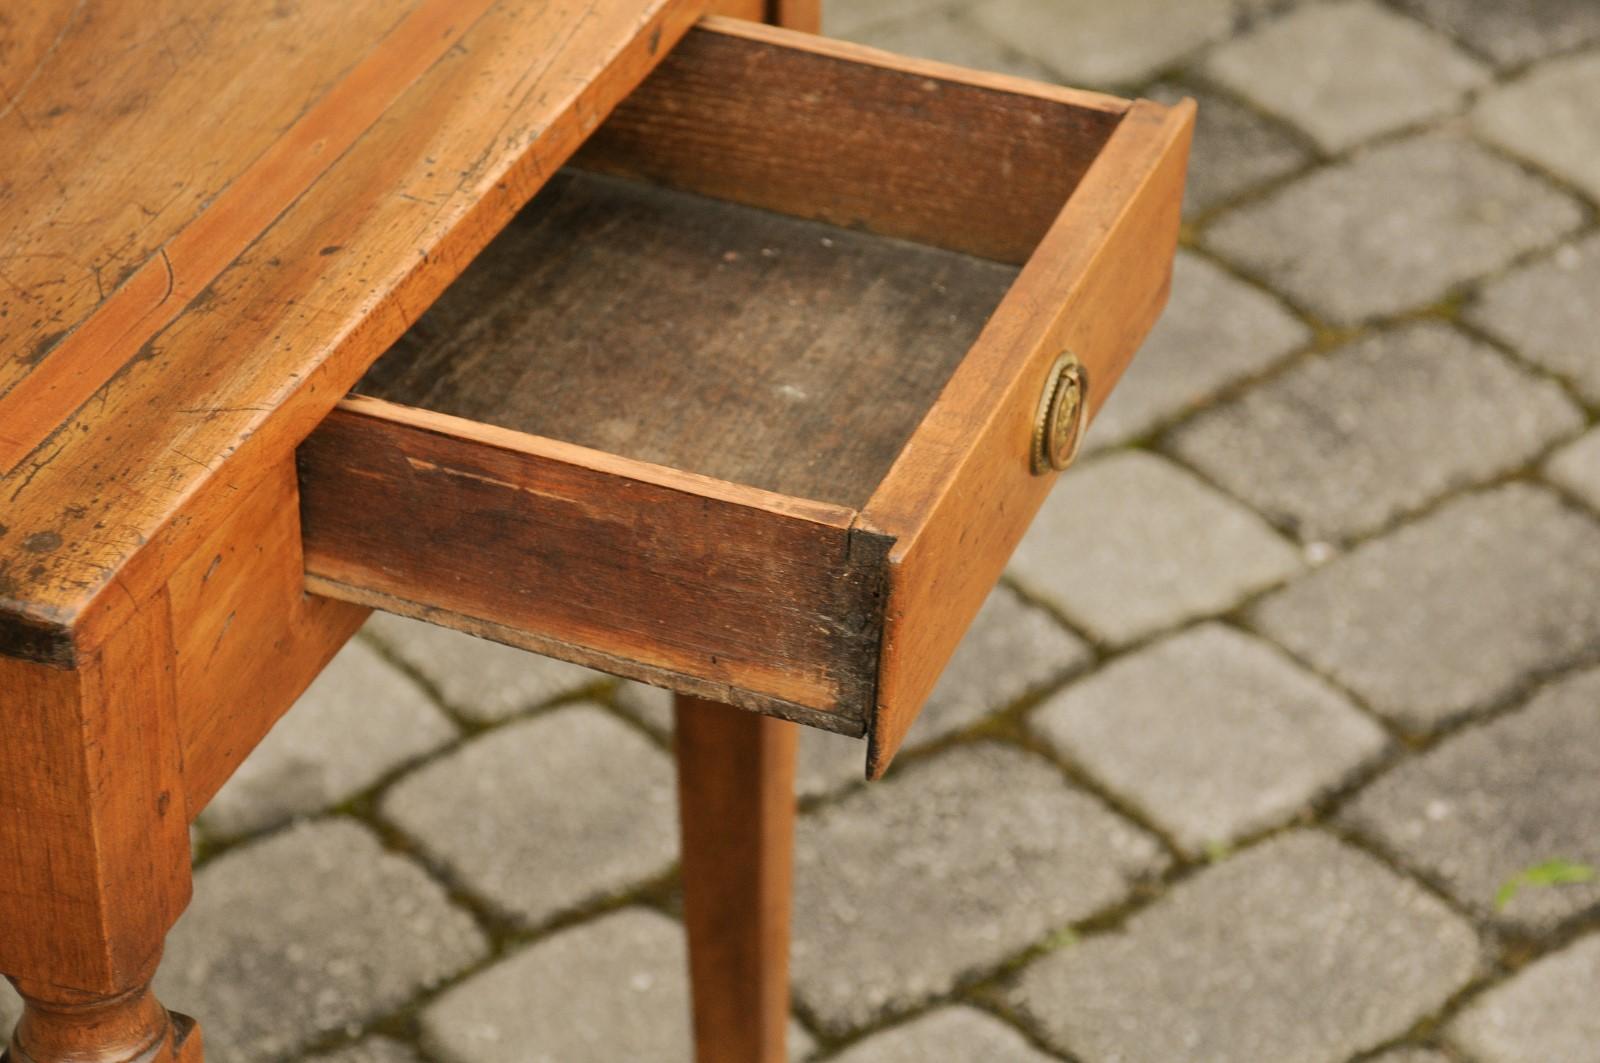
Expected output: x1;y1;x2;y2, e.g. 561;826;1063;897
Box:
0;0;697;664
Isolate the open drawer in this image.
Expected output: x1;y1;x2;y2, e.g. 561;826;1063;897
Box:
298;18;1193;776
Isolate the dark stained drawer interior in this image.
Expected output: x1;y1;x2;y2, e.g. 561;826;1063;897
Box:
298;18;1194;776
355;169;1018;509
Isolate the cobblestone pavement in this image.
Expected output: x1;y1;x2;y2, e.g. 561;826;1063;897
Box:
5;1;1594;1060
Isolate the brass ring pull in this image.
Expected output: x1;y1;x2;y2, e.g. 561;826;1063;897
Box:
1032;352;1089;474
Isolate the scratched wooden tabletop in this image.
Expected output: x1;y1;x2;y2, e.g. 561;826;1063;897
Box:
0;0;700;662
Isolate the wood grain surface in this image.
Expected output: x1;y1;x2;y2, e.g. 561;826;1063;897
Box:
769;0;821;31
6;972;195;1063
0;0;426;459
707;0;765;18
862;99;1195;776
577;19;1127;263
675;697;798;1063
356;170;1017;507
301;397;888;732
0;0;701;665
305;24;1193;771
0;591;190;992
167;460;369;817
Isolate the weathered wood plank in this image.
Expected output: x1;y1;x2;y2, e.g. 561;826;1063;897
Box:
167;460;368;818
315;30;1192;771
0;589;190;992
577;17;1128;264
0;0;426;460
707;0;765;18
355;169;1017;508
300;398;888;731
0;0;702;664
768;0;821;31
861;99;1196;777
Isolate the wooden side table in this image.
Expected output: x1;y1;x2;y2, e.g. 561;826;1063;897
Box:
0;2;1191;1060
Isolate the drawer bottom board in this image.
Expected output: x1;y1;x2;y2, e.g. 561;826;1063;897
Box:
355;169;1019;509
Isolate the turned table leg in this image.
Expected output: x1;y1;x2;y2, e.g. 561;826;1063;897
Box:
674;695;798;1063
5;970;201;1063
0;594;200;1063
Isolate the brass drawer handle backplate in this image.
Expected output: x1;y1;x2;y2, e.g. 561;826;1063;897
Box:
1032;351;1089;474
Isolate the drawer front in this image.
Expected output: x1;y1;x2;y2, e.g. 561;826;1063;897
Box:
299;20;1193;777
861;99;1194;776
302;400;887;735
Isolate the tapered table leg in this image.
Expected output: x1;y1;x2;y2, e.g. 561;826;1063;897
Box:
674;695;798;1063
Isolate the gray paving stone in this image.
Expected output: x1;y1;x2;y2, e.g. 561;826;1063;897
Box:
1547;426;1600;514
419;907;816;1063
1449;933;1600;1063
1250;484;1600;732
199;639;457;838
830;1007;1054;1063
796;585;1091;796
157;820;487;1063
968;0;1241;86
308;1037;423;1063
791;1019;817;1062
362;614;604;724
1469;232;1600;404
843;10;1057;81
791;743;1168;1035
1341;666;1600;933
1034;623;1387;855
1394;0;1600;67
795;729;868;799
423;908;686;1063
821;0;954;38
1085;251;1309;450
1167;322;1584;541
1368;1050;1453;1063
613;678;674;735
1205;0;1488;152
382;705;676;927
1474;51;1600;203
1205;134;1584;324
0;980;18;1043
1146;84;1312;215
1010;451;1302;645
1012;831;1480;1063
920;587;1098;712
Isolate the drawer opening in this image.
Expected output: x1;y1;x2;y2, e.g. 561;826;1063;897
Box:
354;19;1128;510
300;19;1190;771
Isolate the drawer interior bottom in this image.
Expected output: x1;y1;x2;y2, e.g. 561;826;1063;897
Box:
300;20;1191;769
355;168;1019;509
